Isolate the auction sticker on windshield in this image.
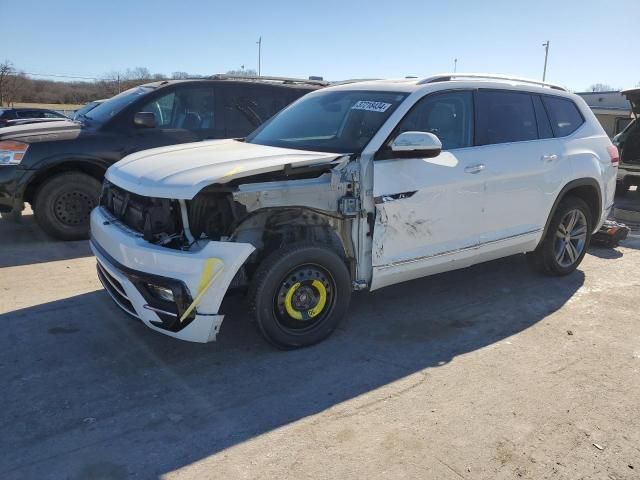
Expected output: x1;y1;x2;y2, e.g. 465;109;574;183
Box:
351;100;392;113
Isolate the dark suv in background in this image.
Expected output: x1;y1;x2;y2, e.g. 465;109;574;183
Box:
615;87;640;193
0;77;324;239
0;107;68;127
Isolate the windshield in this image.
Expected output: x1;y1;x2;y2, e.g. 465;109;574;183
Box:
85;86;155;123
247;90;407;153
73;101;99;120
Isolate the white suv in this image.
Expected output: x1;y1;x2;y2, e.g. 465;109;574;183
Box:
90;74;618;348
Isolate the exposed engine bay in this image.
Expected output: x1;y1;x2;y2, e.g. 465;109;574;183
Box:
100;157;362;278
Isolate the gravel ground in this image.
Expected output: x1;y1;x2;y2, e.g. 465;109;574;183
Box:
1;206;639;480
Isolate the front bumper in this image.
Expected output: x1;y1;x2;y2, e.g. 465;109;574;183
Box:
0;165;22;213
90;206;255;343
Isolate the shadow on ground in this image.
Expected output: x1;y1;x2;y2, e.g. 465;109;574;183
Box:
0;254;584;479
0;211;91;268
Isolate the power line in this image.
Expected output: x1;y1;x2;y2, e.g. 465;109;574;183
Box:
22;71;101;81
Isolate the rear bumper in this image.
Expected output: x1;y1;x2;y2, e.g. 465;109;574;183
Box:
0;166;22;213
90;206;255;343
617;163;640;184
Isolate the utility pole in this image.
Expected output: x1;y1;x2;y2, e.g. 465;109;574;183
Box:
542;41;550;82
256;36;262;77
454;58;458;73
117;73;121;94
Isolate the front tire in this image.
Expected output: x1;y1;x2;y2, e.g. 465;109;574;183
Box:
249;243;352;349
527;196;592;276
33;172;102;240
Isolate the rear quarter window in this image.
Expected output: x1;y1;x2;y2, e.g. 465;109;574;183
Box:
542;96;584;137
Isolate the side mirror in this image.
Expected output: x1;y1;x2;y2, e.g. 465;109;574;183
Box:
389;131;442;158
133;112;156;128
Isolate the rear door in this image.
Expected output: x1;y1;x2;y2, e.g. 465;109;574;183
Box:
474;90;563;246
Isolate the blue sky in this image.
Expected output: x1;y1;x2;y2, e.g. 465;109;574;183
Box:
3;0;639;91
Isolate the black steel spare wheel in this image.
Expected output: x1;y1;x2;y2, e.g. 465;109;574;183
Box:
34;172;102;240
54;189;96;226
249;243;352;349
275;264;336;333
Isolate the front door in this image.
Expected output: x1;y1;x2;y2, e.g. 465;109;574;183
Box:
371;90;486;289
133;85;217;151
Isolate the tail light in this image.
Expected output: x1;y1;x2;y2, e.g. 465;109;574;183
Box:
607;145;619;167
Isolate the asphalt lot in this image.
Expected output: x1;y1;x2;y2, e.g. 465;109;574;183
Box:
2;202;640;480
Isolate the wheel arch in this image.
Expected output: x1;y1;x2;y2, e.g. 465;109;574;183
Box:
540;178;602;244
23;157;107;204
231;207;355;279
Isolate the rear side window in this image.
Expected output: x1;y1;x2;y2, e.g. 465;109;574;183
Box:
476;90;538;145
542;96;584;137
43;111;65;118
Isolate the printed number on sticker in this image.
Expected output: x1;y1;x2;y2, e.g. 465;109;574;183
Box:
351;100;392;113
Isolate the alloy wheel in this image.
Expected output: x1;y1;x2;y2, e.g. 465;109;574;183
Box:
554;209;588;268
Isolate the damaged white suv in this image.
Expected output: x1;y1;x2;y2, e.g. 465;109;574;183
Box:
91;74;617;348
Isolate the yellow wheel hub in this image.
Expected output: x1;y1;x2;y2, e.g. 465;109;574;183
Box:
284;280;327;321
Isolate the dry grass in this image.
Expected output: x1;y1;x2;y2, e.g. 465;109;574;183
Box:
10;102;84;110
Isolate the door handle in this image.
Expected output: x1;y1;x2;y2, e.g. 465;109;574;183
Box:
464;164;485;174
542;154;558;162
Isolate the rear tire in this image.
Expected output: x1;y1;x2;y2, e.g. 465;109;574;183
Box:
527;196;592;276
249;243;351;349
33;172;101;240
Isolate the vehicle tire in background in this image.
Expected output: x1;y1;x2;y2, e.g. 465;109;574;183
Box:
249;243;352;349
527;195;592;276
33;172;102;240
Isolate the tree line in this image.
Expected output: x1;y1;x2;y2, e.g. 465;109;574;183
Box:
0;60;257;106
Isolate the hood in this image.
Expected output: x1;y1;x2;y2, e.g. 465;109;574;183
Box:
0;119;83;142
106;139;341;199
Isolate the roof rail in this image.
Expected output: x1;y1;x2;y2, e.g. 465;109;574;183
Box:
417;73;567;91
208;74;328;86
330;78;382;86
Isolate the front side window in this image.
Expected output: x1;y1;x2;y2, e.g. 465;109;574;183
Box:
476;91;538;145
138;86;215;131
17;110;43;118
247;90;407;154
393;91;474;150
542;96;584;137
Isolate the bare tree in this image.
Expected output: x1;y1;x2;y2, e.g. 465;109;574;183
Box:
3;72;30;105
0;60;15;106
589;83;614;92
226;68;257;77
126;67;151;81
172;71;190;79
